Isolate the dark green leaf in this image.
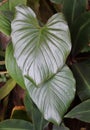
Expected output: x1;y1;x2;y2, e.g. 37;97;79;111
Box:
0;119;33;130
5;42;25;89
25;65;76;125
24;92;47;130
65;99;90;123
71;12;90;55
72;60;90;101
11;5;71;86
62;0;87;27
50;0;64;4
0;12;11;35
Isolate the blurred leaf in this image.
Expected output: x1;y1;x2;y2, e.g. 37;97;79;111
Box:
71;12;90;55
0;119;33;130
50;0;64;4
65;99;90;123
0;79;16;100
10;106;30;121
25;65;76;125
24;92;47;130
62;0;87;27
11;5;71;86
72;60;90;101
0;12;11;35
9;0;27;12
53;123;70;130
0;0;27;12
5;42;25;89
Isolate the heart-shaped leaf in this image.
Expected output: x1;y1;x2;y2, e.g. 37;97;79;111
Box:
0;119;33;130
11;5;71;86
65;99;90;123
5;42;25;89
25;65;76;125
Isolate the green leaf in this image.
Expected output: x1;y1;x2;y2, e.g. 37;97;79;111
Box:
0;0;27;12
8;0;27;12
0;12;11;35
72;60;90;101
65;99;90;123
53;124;70;130
0;79;16;100
71;12;90;55
0;119;33;130
11;5;71;86
50;0;64;4
5;42;25;89
25;65;76;125
62;0;87;27
24;92;47;130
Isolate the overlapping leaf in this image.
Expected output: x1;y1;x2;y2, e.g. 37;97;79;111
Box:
11;5;71;86
50;0;64;4
62;0;86;27
5;43;25;89
0;79;16;100
0;119;33;130
71;12;90;55
25;65;76;125
72;60;90;101
65;99;90;123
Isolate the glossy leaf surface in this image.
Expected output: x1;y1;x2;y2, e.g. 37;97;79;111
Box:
11;5;71;86
0;79;16;100
0;119;33;130
72;60;90;101
25;65;76;125
5;43;25;89
65;99;90;123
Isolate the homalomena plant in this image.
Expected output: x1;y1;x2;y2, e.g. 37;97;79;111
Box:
0;0;90;130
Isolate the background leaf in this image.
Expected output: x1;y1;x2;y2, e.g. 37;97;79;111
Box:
53;124;70;130
11;5;71;86
72;60;90;101
50;0;64;4
24;92;47;130
0;79;16;100
25;65;76;125
65;99;90;123
0;12;11;35
5;42;25;89
71;12;90;55
62;0;87;27
0;119;33;130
